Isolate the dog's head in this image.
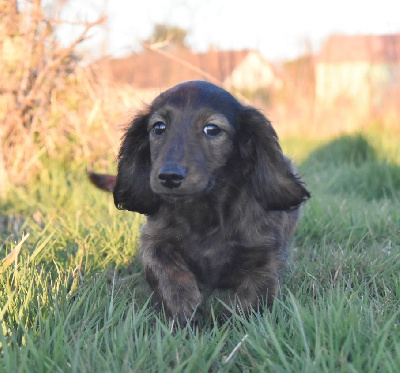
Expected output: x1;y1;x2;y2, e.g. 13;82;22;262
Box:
114;80;309;215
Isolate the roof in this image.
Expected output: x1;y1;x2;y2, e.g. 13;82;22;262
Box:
318;34;400;63
97;49;268;88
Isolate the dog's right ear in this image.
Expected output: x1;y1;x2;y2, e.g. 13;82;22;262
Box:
113;110;161;215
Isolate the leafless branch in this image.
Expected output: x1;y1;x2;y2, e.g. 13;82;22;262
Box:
18;15;107;115
141;41;252;105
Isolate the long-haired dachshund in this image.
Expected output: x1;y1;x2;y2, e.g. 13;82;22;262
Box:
89;80;310;323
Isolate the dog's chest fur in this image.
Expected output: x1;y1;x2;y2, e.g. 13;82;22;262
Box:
140;199;284;290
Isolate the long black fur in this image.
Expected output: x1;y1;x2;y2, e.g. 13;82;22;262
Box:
92;81;310;324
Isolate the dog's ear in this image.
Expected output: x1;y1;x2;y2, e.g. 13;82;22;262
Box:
113;110;161;215
238;107;310;211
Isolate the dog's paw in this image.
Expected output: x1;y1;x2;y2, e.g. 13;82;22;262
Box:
167;289;203;326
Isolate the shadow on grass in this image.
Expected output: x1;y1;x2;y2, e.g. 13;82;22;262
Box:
301;133;400;201
295;134;400;248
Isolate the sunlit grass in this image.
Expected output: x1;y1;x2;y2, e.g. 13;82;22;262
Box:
1;131;399;371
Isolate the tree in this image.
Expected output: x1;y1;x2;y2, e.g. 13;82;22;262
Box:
146;24;189;49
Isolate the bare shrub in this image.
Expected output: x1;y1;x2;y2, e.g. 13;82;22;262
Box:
0;0;109;190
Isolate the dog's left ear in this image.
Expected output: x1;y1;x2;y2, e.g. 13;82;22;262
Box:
238;107;310;211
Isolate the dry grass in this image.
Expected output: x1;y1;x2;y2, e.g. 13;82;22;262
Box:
1;1;399;195
1;1;119;187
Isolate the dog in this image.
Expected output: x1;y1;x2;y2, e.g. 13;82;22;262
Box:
89;80;310;324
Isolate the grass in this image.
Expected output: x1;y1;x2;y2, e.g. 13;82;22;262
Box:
1;132;400;372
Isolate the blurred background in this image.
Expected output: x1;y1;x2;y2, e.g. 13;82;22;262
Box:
1;0;399;193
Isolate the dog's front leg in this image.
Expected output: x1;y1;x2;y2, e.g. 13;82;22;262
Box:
141;243;202;324
234;259;280;314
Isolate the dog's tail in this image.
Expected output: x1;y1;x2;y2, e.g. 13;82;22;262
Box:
88;172;117;192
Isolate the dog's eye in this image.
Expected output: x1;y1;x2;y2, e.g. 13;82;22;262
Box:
203;124;222;137
152;122;166;136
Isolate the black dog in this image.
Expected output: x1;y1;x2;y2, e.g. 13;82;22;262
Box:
89;80;310;323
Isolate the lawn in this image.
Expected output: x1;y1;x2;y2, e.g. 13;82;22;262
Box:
1;131;399;372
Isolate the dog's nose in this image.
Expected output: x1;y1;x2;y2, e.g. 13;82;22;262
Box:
158;164;187;189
